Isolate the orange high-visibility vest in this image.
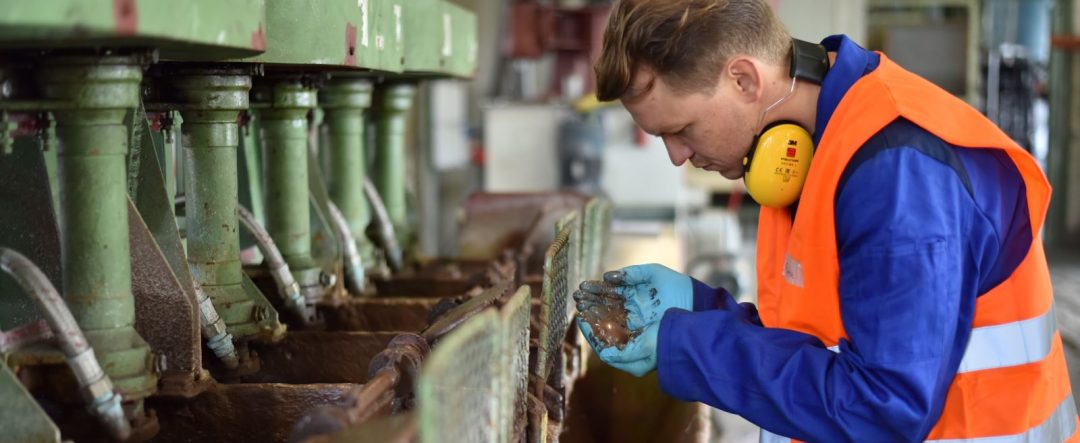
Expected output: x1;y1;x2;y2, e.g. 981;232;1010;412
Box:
756;54;1077;442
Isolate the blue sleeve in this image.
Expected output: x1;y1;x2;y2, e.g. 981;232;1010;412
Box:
692;278;753;316
657;122;1026;441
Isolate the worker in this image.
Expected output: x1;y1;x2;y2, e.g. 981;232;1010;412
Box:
574;0;1076;441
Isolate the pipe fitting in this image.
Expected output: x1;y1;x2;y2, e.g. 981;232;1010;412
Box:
195;283;239;369
327;202;365;294
205;331;239;370
273;265;307;315
237;204;311;323
68;349;108;396
88;389;129;442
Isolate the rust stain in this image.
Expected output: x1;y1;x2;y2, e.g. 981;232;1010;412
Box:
112;0;137;36
150;383;356;443
251;23;267;51
344;23;358;66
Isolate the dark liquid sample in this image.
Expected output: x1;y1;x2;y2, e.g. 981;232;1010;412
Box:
575;289;637;349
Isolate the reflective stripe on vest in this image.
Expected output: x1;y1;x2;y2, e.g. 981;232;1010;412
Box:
760;429;791;443
958;305;1057;374
927;395;1078;443
760;396;1077;443
823;305;1059;374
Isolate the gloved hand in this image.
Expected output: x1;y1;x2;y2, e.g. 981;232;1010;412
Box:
580;263;693;330
577;316;660;377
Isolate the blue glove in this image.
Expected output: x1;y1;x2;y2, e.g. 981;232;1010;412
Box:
580;263;693;330
577;316;660;377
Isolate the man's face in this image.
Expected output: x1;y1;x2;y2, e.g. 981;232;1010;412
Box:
623;67;759;180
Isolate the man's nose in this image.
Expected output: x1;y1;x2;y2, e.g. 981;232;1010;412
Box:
662;135;693;166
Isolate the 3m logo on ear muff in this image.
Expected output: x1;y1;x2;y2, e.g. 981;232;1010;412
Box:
738;38;826;208
743;122;814;208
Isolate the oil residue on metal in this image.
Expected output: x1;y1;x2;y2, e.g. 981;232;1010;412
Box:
574;285;637;349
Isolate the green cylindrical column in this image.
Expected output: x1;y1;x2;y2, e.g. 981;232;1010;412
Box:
261;80;318;284
171;72;248;362
40;56;157;402
320;79;375;268
176;75;249;289
374;83;416;247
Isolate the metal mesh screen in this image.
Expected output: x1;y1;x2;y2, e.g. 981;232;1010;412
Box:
596;199;613;270
556;211;581;323
582;198;604;280
533;212;577;384
418;310;501;443
599;200;613;269
499;285;531;443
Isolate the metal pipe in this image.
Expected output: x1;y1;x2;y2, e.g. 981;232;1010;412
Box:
0;248;131;441
350;369;398;423
236;203;308;320
261;79;320;287
326;202;366;294
40;55;157;405
373;83;416;248
363;177;403;273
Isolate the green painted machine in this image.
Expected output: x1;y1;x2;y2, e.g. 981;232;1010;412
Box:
0;0;481;441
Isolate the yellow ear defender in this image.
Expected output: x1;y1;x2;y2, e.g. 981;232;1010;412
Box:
741;39;829;208
742;122;815;208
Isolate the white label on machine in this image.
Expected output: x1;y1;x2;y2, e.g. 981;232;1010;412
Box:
359;0;369;47
394;4;403;44
442;13;453;57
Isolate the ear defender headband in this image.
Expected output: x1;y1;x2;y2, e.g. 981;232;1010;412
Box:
742;39;830;208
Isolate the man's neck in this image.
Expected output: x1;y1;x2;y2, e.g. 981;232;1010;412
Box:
767;52;836;134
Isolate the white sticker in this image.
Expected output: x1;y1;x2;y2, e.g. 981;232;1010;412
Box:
393;4;402;44
375;34;385;51
442;13;452;57
359;0;369;47
782;253;804;288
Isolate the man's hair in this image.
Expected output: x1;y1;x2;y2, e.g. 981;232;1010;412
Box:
595;0;791;101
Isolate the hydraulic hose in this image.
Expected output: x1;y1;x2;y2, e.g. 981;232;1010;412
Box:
363;177;403;273
235;204;309;322
0;247;131;441
326;202;365;295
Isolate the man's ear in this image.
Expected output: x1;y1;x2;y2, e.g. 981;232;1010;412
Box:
727;57;763;103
